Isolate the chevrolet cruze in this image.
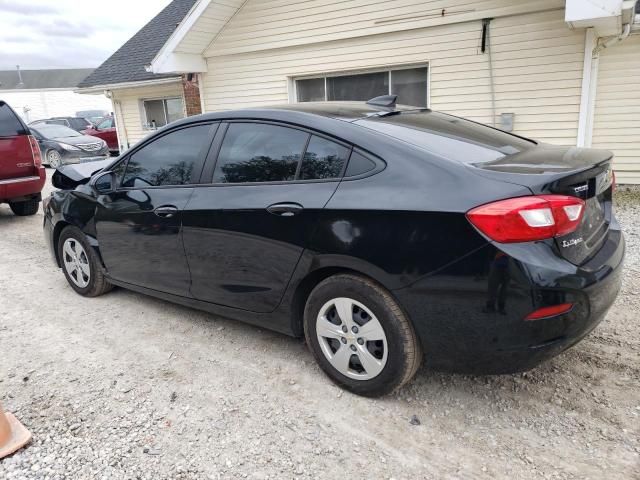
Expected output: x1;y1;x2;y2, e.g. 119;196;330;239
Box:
43;97;624;397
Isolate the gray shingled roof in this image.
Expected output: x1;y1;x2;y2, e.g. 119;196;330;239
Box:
0;68;94;90
77;0;198;89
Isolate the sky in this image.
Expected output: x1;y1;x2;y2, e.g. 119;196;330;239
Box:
0;0;173;71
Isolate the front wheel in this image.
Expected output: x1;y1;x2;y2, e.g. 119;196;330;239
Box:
304;274;422;397
46;149;62;169
58;226;112;297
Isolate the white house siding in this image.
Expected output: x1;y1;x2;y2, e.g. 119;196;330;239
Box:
202;9;585;146
0;89;111;123
592;35;640;185
111;82;185;148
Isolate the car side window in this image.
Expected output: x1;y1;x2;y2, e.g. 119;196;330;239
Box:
122;124;211;188
213;123;309;183
345;150;377;177
98;118;112;129
300;135;350;180
0;103;24;137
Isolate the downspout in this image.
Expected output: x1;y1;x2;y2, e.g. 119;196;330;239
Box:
593;23;632;54
482;18;497;127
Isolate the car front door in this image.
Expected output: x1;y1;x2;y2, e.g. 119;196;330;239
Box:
182;122;351;313
95;123;216;296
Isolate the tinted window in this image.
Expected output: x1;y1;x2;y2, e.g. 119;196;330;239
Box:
355;111;535;164
300;136;349;180
346;151;377;177
122;125;211;188
0;102;24;137
213;123;308;183
69;118;90;130
98;118;113;129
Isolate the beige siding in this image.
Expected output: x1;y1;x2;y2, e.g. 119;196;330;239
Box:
112;82;184;147
592;35;640;184
202;9;585;145
206;0;565;56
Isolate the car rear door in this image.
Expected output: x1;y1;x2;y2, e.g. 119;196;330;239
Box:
182;121;350;313
0;101;35;182
94;122;217;296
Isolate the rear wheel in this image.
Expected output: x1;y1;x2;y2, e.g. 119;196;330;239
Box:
304;274;422;397
58;226;112;297
9;199;39;216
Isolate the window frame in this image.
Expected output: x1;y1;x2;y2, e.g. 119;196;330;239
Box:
140;96;185;131
202;120;385;186
291;64;430;108
113;121;219;191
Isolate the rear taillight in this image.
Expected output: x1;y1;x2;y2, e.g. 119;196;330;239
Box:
28;135;42;168
467;195;585;243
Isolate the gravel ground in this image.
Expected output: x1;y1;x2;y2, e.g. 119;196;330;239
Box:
1;176;639;479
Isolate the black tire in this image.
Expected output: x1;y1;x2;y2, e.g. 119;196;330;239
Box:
58;226;113;297
9;199;39;216
304;274;422;397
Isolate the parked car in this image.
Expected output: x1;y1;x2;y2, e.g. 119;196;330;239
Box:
30;117;93;133
0;100;46;216
82;116;119;154
43;98;624;397
30;124;109;168
76;110;110;125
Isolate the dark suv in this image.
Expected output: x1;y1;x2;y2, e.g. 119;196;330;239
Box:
0;101;46;216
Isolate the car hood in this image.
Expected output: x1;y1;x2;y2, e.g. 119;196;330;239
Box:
51;158;113;190
53;134;103;146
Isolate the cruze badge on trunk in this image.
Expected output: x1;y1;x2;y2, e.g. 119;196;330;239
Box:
562;238;583;248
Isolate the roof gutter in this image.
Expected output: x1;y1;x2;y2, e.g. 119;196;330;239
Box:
75;77;182;95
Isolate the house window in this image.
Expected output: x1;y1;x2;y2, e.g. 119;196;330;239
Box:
142;97;184;130
295;66;429;107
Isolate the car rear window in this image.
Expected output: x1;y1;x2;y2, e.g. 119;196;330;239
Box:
0;102;25;137
354;111;535;164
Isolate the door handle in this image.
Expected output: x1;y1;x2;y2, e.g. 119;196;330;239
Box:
266;202;304;217
154;205;179;218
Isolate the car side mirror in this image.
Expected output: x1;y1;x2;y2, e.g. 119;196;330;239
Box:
93;171;116;194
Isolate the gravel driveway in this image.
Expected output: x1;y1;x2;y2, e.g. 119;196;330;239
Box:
1;175;638;479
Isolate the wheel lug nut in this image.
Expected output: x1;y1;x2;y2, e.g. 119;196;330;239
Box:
357;338;364;345
341;337;347;344
351;326;359;334
350;345;357;352
342;325;348;333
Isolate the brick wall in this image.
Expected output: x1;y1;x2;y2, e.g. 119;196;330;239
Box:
182;74;202;116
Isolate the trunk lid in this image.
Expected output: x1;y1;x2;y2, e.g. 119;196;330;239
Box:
469;145;614;266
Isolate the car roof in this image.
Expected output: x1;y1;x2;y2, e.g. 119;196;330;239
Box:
250;101;426;122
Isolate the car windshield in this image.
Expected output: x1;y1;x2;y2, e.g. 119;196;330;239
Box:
32;124;82;139
354;111;536;164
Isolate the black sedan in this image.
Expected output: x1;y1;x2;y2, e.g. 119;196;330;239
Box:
42;97;624;397
30;124;109;168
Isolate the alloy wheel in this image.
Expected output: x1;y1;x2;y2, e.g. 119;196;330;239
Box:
47;150;62;169
315;297;388;380
62;238;90;288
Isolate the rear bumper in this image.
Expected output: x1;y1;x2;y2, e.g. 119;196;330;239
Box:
0;167;46;203
395;227;625;374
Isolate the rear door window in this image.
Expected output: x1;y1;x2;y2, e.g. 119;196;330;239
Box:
122;124;212;188
0;102;25;137
213;123;309;183
299;135;350;180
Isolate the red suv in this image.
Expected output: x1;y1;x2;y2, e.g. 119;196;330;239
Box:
0;101;46;216
82;116;119;154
